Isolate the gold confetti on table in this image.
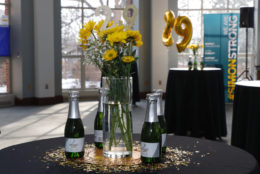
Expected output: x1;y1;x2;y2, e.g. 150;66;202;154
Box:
42;142;195;173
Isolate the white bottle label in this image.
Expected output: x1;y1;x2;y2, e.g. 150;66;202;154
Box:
65;138;85;152
162;133;166;147
141;142;160;158
94;130;103;142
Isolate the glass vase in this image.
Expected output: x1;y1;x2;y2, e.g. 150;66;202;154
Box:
102;77;133;158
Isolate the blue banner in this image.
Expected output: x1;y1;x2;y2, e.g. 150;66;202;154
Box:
0;26;10;57
204;13;239;103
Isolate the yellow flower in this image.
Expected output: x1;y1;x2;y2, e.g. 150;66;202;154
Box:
99;25;124;38
83;20;96;32
80;45;87;51
135;40;143;47
122;56;135;63
78;20;96;48
94;20;104;32
187;44;196;50
107;21;114;28
98;25;124;43
103;49;117;61
126;30;142;42
187;43;203;50
78;28;91;49
107;31;127;46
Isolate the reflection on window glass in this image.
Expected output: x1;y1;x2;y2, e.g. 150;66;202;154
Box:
62;58;81;89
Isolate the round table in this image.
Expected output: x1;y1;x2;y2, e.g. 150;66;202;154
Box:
164;67;227;139
231;80;260;164
0;134;259;174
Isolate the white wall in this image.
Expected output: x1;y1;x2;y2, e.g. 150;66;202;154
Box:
138;0;151;92
151;0;178;90
34;0;55;98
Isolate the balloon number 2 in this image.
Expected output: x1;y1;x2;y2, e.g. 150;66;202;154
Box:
95;5;138;30
162;10;193;53
95;6;112;30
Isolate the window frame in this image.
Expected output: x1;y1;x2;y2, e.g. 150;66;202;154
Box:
0;0;10;95
61;0;129;92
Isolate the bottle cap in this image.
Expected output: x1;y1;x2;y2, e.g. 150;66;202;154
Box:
146;93;158;101
99;88;108;94
153;89;164;94
69;91;79;98
99;88;109;95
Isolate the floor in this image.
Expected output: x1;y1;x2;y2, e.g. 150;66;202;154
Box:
0;101;233;150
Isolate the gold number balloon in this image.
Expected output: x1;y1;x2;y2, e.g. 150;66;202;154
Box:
174;16;193;52
95;6;112;30
162;10;175;47
123;4;138;29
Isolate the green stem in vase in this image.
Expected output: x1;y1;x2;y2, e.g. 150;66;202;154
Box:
125;104;133;150
109;104;116;150
117;104;131;151
105;77;132;152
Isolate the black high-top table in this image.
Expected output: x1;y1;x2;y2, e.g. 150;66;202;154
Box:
165;68;227;139
0;134;258;174
231;80;260;164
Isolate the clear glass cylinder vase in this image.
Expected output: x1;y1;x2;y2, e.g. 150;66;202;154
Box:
102;77;133;158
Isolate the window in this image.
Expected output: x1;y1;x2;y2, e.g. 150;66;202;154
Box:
178;0;254;78
0;0;9;94
61;0;133;91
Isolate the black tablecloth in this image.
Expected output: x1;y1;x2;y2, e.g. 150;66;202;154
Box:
165;68;227;139
231;81;260;164
131;61;140;104
0;134;259;174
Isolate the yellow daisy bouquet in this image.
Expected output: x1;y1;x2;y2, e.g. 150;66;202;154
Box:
79;20;143;157
187;43;203;57
79;20;143;78
187;42;203;70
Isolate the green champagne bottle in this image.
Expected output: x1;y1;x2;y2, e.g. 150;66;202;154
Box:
141;94;161;163
188;56;193;70
153;89;167;154
94;88;104;149
65;91;85;159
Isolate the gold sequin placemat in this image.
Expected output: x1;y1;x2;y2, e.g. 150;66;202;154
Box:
42;142;195;173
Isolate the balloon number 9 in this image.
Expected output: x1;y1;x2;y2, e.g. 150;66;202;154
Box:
162;10;193;53
123;5;138;30
174;16;193;52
